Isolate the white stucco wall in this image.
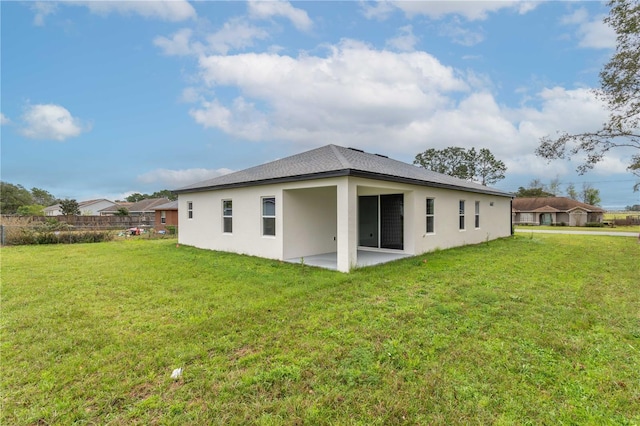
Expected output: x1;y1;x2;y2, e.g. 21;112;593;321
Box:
178;176;512;271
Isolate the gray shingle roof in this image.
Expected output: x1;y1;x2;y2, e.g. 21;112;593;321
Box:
175;144;512;197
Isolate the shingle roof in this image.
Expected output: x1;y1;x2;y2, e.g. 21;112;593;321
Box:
175;144;512;197
152;200;178;210
512;197;604;213
100;198;171;213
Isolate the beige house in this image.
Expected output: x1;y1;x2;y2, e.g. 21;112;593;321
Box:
45;199;117;216
175;145;513;272
512;197;604;226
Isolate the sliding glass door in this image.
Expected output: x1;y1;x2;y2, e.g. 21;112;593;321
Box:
358;194;403;250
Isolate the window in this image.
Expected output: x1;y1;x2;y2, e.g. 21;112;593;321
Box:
187;201;193;219
475;201;480;228
161;211;166;224
459;200;465;230
426;198;435;233
222;200;232;233
262;197;275;236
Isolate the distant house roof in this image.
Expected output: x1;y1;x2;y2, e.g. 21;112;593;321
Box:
512;197;604;213
152;200;178;210
175;144;512;197
46;199;115;212
100;198;172;213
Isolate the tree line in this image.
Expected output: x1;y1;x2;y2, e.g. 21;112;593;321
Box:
0;181;176;216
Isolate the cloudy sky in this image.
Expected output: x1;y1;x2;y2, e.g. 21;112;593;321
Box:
2;0;638;208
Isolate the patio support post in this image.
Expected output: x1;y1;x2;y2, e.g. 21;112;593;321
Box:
336;178;357;272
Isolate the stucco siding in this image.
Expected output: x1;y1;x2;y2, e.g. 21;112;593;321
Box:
178;175;512;271
178;185;284;260
283;186;338;259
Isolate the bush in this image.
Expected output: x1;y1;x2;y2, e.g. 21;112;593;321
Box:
165;225;177;235
585;222;605;228
1;218;115;245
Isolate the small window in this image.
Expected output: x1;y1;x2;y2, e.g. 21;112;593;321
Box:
187;201;193;219
426;198;435;233
262;197;275;236
459;200;465;230
161;210;166;224
223;200;232;233
475;201;480;228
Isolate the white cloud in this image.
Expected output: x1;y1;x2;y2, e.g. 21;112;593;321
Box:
365;0;539;21
438;18;485;46
0;113;10;125
206;18;270;55
191;39;468;149
182;40;616;178
154;28;202;56
155;19;269;56
138;167;234;187
248;0;313;31
20;104;88;141
71;0;196;22
561;8;616;49
31;1;57;26
386;25;418;52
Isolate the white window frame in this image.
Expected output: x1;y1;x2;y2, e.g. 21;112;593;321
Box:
262;197;276;237
426;198;435;234
475;201;480;229
222;199;232;234
187;201;193;219
459;200;465;231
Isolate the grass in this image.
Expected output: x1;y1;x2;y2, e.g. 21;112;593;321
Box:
515;224;640;233
2;235;639;424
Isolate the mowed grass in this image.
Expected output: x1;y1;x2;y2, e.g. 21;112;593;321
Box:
2;235;639;425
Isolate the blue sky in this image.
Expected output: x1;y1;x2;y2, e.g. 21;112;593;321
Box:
2;0;639;209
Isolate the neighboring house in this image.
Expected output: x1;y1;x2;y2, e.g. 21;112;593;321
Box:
100;198;171;219
175;144;513;273
512;197;604;226
152;200;178;232
45;199;118;216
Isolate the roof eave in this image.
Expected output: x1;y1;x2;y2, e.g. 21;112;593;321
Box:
175;169;512;197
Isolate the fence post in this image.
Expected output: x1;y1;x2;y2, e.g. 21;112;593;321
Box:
0;225;4;246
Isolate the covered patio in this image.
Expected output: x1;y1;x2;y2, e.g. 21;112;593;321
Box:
285;249;411;271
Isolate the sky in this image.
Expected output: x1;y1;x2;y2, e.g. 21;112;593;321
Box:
2;0;639;209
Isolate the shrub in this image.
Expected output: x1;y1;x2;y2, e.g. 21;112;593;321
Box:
585;222;605;228
1;217;114;245
165;225;177;235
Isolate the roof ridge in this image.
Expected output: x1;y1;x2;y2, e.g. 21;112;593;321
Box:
329;145;352;169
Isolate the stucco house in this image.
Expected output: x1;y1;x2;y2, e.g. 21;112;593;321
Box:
45;199;117;216
512;197;604;226
175;145;513;272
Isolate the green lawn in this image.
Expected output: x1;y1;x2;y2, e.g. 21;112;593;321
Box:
2;235;639;425
515;224;640;233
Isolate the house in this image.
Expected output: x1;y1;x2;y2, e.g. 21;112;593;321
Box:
45;199;118;216
100;198;171;218
152;200;178;232
175;144;513;272
512;197;604;226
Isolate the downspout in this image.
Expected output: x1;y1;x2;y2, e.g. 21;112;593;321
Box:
510;198;514;235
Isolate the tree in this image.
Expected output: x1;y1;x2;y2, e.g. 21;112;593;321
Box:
126;193;146;202
0;182;33;214
16;205;45;216
60;199;80;216
566;183;579;200
514;179;555;197
548;176;562;196
414;147;506;185
536;0;640;191
31;187;57;206
150;189;177;201
114;207;129;216
581;183;602;206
